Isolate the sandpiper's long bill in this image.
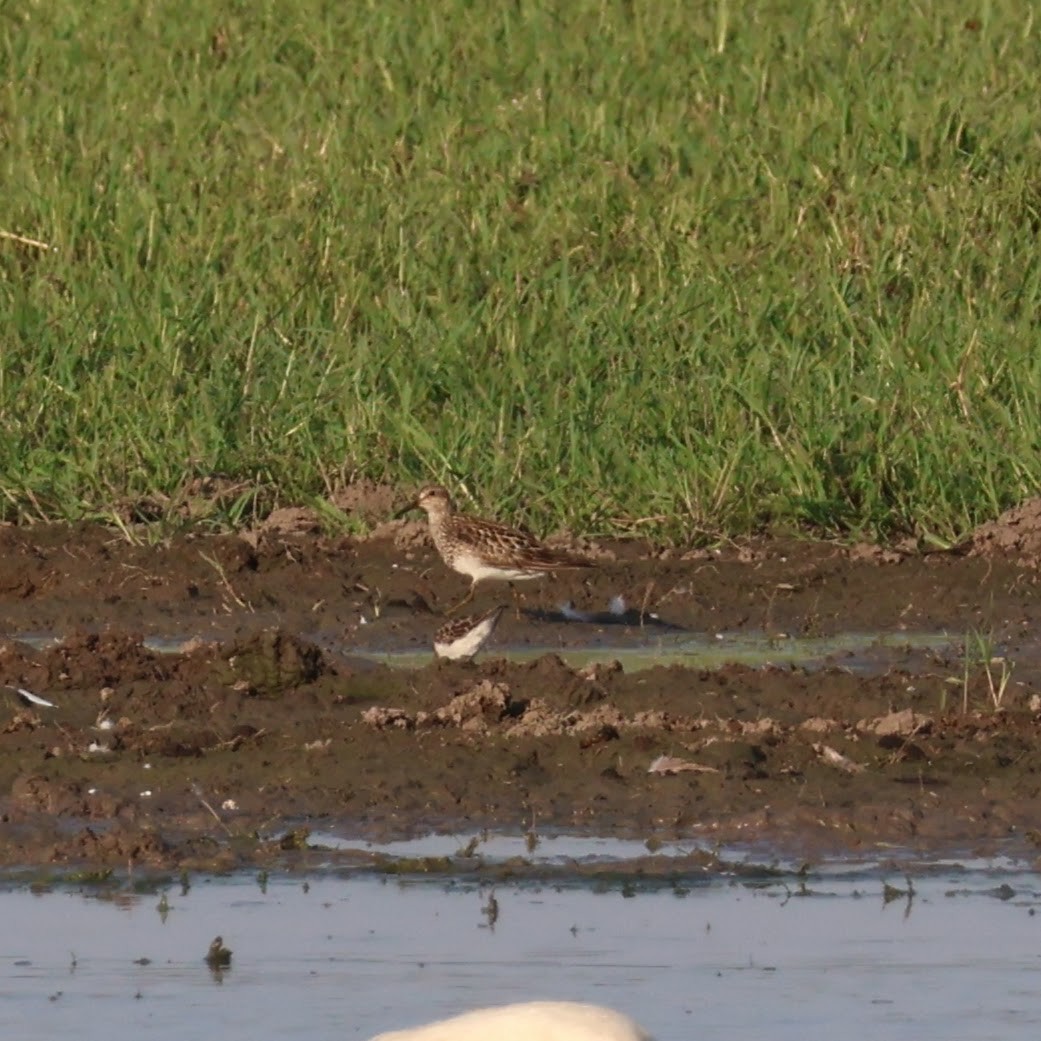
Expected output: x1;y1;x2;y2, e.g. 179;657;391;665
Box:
396;484;594;611
433;605;506;661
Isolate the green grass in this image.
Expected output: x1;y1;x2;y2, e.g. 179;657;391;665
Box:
2;0;1041;541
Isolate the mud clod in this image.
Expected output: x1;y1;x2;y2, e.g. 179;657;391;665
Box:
221;631;326;696
970;496;1041;564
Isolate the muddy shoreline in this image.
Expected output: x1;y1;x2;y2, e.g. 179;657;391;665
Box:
2;517;1041;873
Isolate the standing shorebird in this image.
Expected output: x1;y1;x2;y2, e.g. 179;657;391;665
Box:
396;485;594;612
433;605;506;661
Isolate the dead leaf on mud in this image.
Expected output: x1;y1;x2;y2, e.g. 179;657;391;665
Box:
180;637;219;656
859;708;932;738
800;717;839;734
647;755;720;775
361;706;413;730
813;743;866;774
739;717;782;737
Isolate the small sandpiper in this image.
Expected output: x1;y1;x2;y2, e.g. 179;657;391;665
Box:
396;484;594;612
433;604;506;661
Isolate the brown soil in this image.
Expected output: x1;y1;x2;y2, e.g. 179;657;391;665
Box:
3;501;1041;874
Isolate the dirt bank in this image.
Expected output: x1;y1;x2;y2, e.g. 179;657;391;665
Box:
2;510;1041;873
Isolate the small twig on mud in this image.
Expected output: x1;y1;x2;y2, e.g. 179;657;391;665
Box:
190;782;233;836
648;754;720;775
52;721;84;754
984;656;1013;710
211;728;266;752
199;552;254;612
350;580;383;620
639;581;656;628
883;731;934;768
651;581;691;623
812;743;865;774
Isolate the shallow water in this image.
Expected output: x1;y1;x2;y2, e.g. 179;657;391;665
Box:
6;627;956;676
357;629;956;674
2;850;1039;1041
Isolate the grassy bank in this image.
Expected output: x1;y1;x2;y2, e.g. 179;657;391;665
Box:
2;0;1040;541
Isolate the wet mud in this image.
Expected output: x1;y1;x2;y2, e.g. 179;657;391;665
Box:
2;509;1041;872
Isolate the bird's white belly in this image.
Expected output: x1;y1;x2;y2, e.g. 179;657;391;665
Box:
433;632;486;660
453;552;543;583
434;614;501;660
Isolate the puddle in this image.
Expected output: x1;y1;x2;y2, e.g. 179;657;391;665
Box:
309;832;709;863
358;629;956;674
4;628;956;676
2;859;1040;1041
304;832;1029;881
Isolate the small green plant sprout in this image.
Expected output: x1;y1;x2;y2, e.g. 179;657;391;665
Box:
961;630;1015;712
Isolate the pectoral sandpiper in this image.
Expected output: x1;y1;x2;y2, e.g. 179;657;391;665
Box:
433;604;506;661
396;485;594;612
